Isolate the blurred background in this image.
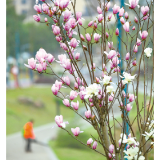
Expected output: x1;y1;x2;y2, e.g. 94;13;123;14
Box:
6;0;153;160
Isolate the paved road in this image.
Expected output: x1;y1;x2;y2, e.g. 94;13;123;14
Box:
6;123;59;160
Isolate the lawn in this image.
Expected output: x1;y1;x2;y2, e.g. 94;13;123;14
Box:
6;86;75;135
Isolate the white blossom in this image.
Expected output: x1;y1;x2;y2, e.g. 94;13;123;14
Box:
144;48;152;58
84;83;101;99
124;147;139;160
120;72;136;84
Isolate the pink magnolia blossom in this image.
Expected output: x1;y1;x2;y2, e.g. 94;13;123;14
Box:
55;115;68;128
132;26;136;30
123;22;129;32
33;15;41;22
62;76;70;85
133;45;138;53
125;12;129;19
143;14;149;20
80;86;86;92
95;77;100;83
112;57;119;67
76;12;82;20
60;43;68;51
90;103;94;107
47;54;55;63
126;104;132;112
88;21;93;27
52;26;60;36
85;110;91;119
112;4;120;14
125;0;139;9
94;22;97;29
51;84;59;95
136;38;141;46
58;0;70;10
108;153;112;159
89;98;93;102
70;90;78;100
36;48;48;62
42;3;49;13
85;33;91;42
109;144;114;154
34;4;42;13
48;10;54;17
71;127;83;136
63;10;71;22
108;42;113;49
106;32;109;39
69;18;77;29
75;52;80;60
125;52;130;60
37;63;43;73
92;141;98;149
105;2;110;11
76;77;81;86
104;50;116;59
94;33;101;42
24;58;36;70
71;101;79;110
64;22;70;31
108;14;112;21
80;34;85;41
79;91;86;100
97;6;102;14
44;17;48;22
74;82;79;90
56;36;62;42
42;62;47;70
109;94;114;102
55;80;62;90
87;138;93;145
132;60;137;66
139;31;148;40
134;17;138;23
98;14;104;22
119;8;124;17
115;28;119;36
70;38;78;48
120;17;125;25
141;6;149;16
129;94;136;102
53;18;58;23
78;19;82;25
63;99;70;107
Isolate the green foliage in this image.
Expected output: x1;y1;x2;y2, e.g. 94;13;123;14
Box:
6;0;59;57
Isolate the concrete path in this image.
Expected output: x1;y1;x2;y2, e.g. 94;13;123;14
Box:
6;123;59;160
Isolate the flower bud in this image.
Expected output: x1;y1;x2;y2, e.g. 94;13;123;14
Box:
92;141;98;149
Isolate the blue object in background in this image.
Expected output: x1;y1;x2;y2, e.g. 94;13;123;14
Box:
117;0;130;157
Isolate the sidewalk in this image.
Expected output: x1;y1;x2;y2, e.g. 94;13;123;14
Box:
6;123;59;160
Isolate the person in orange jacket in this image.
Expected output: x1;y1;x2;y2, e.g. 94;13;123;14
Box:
22;119;36;152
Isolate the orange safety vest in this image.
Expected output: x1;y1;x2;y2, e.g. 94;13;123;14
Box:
23;122;35;139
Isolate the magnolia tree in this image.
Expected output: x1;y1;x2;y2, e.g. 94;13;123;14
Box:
25;0;154;159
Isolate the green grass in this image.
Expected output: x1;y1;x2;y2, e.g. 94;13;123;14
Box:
6;87;75;135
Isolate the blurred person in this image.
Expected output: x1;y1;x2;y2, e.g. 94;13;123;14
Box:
11;65;19;88
22;119;36;152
